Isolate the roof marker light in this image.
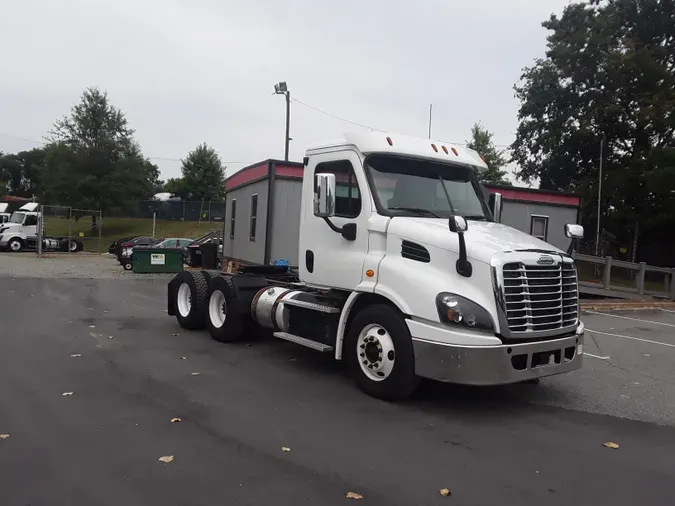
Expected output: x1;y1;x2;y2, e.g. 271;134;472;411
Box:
386;136;393;146
441;145;449;154
431;143;438;152
479;154;487;163
451;147;459;156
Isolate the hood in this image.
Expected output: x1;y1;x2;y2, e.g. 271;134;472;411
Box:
19;202;38;212
387;217;562;264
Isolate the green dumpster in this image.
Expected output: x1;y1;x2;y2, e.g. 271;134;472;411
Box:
132;248;184;274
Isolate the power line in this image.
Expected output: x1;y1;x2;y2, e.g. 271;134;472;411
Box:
291;97;386;132
289;98;513;149
0;133;245;164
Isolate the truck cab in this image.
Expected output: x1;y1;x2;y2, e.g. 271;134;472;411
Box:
0;203;10;224
0;202;40;251
168;131;585;401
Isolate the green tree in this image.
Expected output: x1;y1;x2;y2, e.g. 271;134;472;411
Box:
42;87;159;227
163;177;190;200
466;123;511;185
176;143;226;201
0;148;45;198
510;0;675;262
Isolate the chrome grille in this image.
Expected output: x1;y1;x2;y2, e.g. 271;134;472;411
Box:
502;260;579;333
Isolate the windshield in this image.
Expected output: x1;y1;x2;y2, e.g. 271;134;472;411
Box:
365;155;492;220
9;212;25;224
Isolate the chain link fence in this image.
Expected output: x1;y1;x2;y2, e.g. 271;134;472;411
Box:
112;200;226;222
39;205;103;255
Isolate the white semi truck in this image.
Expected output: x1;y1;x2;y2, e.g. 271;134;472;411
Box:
0;202;84;253
167;131;585;401
0;203;9;224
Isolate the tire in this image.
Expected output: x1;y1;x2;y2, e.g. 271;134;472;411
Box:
344;304;419;401
205;275;246;343
122;261;133;271
7;238;23;252
173;270;209;330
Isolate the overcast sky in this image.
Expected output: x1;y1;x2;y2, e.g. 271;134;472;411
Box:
0;0;572;185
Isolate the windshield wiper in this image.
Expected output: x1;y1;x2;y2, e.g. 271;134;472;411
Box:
389;207;440;218
462;215;487;221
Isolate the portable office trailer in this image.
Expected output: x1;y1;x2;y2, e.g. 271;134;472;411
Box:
483;184;581;252
223;159;304;266
222;160;582;267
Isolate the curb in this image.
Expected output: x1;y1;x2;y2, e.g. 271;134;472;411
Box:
581;301;675;312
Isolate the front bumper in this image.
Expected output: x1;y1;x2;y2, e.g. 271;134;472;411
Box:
410;320;584;385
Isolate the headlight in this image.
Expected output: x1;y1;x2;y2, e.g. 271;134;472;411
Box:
435;293;495;332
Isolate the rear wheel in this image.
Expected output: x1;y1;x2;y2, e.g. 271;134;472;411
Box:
205;275;246;343
345;304;419;401
8;238;23;252
173;270;209;330
122;261;133;271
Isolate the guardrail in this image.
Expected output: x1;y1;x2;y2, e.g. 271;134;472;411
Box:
572;252;675;300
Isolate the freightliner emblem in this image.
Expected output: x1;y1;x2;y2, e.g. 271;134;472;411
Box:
537;255;555;265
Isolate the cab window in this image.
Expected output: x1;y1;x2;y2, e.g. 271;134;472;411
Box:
315;160;361;218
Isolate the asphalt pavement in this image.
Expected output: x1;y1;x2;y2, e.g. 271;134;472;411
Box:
1;276;674;506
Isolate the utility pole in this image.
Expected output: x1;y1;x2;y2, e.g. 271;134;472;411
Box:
285;90;291;161
274;82;291;161
428;104;433;139
595;136;605;256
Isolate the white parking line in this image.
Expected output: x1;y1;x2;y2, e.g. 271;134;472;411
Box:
586;311;675;328
587;329;675;349
660;308;675;314
584;352;610;360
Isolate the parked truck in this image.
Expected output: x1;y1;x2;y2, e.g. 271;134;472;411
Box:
167;131;585;401
0;202;84;253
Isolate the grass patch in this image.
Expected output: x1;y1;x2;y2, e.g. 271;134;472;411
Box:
44;216;222;252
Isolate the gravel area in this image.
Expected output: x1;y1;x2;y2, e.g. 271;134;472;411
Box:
0;252;177;280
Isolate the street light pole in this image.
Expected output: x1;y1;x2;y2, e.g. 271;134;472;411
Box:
595;136;604;256
285;90;291;161
274;81;291;161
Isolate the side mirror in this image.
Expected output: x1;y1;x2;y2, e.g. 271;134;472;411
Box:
488;192;502;223
314;173;336;218
448;215;468;233
565;224;584;239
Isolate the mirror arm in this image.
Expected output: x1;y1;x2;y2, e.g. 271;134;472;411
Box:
323;217;357;241
323;217;342;234
456;232;472;277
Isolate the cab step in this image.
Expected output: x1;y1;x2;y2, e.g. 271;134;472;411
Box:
281;298;341;314
273;332;334;352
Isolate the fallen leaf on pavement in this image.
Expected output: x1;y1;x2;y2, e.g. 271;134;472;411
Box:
0;434;9;439
88;325;96;328
603;442;619;449
108;336;114;339
62;392;74;396
172;333;179;336
158;455;174;463
171;418;182;423
70;353;82;358
346;492;364;500
180;357;187;360
190;372;200;376
440;488;451;497
281;447;291;452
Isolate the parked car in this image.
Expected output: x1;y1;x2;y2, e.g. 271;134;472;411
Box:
117;236;161;270
154;237;194;249
108;236;139;255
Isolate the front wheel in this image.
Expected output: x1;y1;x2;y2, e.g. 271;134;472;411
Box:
7;238;23;252
344;304;419;401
